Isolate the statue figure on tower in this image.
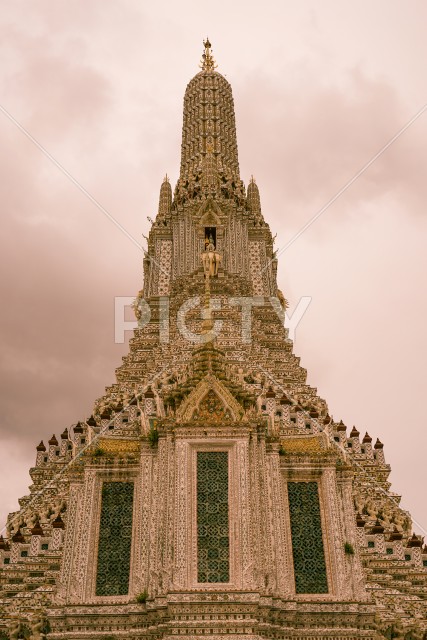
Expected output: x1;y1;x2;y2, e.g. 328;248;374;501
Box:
201;235;221;277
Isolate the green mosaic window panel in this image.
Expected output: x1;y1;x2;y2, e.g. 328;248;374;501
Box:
287;481;328;594
197;451;230;583
95;481;134;596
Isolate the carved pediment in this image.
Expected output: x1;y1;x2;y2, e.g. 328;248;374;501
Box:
176;374;244;423
197;198;223;225
200;210;221;228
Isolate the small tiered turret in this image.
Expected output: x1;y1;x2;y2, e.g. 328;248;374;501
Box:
247;176;264;224
48;434;59;462
157;175;172;219
60;428;70;457
349;425;361;453
374;437;385;464
35;440;47;466
72;421;86;452
361;432;374;458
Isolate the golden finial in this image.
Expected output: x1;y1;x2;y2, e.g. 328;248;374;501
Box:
200;37;217;72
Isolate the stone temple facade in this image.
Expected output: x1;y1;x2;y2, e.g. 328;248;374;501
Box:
0;40;426;640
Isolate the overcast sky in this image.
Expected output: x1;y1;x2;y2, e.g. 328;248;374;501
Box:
0;1;426;534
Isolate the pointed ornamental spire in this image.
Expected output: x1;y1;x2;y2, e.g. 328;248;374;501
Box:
200;38;217;72
158;175;172;218
180;41;240;185
247;176;264;223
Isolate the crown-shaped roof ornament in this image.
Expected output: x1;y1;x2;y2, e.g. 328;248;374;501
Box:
200;37;217;72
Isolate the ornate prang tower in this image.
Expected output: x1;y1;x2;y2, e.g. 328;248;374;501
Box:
1;41;426;640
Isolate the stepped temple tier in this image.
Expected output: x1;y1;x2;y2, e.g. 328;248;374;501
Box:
1;40;426;640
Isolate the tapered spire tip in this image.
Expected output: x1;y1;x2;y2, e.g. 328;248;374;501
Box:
200;37;217;71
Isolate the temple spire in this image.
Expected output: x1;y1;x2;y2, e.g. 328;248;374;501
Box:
157;174;172;219
179;41;240;188
200;37;217;72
